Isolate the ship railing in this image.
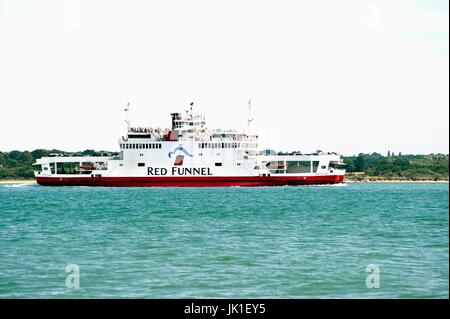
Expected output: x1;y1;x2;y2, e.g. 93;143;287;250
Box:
128;127;166;134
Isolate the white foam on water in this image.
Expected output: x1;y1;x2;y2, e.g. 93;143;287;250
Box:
308;183;349;187
1;182;37;188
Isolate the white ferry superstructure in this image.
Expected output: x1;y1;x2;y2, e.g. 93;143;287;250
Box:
34;105;345;186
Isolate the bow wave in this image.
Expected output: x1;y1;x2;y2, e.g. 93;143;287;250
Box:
168;146;194;158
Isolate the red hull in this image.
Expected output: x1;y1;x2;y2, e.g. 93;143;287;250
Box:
36;175;345;187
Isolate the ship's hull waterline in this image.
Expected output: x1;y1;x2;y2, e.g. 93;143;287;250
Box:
36;175;345;187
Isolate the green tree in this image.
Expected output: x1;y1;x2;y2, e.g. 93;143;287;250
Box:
8;150;22;160
18;151;33;165
0;152;6;165
31;149;50;160
393;157;411;170
82;149;96;156
354;153;366;172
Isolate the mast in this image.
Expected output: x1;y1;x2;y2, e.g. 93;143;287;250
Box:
124;102;130;132
247;98;253;132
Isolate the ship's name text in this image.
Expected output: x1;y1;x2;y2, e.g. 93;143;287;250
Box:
148;167;213;176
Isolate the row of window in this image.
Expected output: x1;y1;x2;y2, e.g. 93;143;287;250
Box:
198;142;257;149
120;143;162;150
136;162;225;167
120;142;257;150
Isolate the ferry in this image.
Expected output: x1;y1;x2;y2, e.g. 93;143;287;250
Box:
33;103;345;187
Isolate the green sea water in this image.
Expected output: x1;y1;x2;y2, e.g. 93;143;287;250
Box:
0;182;448;298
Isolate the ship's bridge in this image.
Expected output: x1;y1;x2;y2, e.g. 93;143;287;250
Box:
171;111;206;132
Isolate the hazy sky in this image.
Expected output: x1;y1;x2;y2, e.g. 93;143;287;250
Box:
0;0;448;155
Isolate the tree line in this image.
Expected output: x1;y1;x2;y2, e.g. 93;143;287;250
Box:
344;153;448;181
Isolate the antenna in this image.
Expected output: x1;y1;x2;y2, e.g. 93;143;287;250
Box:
124;101;130;132
247;98;254;132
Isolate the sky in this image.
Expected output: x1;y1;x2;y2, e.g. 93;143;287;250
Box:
0;0;448;155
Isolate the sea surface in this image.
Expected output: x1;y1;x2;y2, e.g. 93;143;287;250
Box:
0;182;448;298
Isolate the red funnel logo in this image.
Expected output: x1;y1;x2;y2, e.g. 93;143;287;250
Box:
174;155;184;166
